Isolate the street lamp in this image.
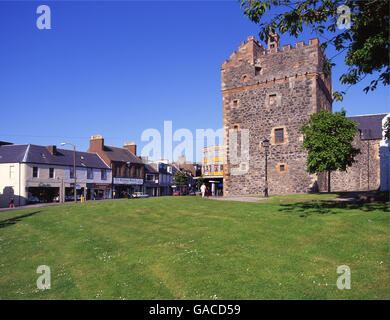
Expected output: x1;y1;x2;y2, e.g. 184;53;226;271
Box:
61;142;77;203
262;139;270;197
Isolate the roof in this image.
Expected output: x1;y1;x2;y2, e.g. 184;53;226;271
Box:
0;144;110;169
102;145;143;164
144;163;158;174
0;144;29;163
348;113;388;140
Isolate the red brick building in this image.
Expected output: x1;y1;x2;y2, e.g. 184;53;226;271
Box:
88;135;145;198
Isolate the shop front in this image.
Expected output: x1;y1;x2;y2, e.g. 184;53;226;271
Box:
113;177;143;198
27;185;60;203
86;183;111;200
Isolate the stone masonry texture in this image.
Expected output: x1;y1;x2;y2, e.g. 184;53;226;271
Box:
222;35;382;195
222;35;334;195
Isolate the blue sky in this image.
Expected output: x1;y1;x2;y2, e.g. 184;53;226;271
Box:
0;1;388;161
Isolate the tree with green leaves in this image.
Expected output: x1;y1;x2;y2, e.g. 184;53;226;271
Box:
301;109;360;192
196;176;205;189
240;0;389;101
173;170;188;186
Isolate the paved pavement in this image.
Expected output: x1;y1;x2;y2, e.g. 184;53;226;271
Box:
0;198;111;213
208;196;267;202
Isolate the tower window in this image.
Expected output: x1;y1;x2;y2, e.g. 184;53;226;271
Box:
275;128;285;144
277;163;287;173
255;66;262;76
269;94;277;106
233;100;238;107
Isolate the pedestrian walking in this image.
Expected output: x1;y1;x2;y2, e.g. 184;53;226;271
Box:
9;197;15;208
200;183;206;198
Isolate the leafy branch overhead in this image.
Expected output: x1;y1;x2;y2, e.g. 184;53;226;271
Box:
240;0;389;101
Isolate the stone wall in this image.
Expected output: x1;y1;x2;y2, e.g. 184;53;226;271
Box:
319;136;381;192
222;36;332;196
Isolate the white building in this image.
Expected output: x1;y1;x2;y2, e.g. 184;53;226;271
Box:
0;143;111;207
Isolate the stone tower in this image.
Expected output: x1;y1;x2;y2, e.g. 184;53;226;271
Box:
221;34;332;195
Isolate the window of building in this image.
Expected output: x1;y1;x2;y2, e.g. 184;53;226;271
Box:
101;169;107;180
277;163;287;173
69;166;74;179
87;168;93;179
116;166;121;177
49;168;54;179
269;94;277;106
33;166;38;178
275;128;285;144
233;99;238;107
240;162;248;172
146;174;155;181
9;165;15;179
255;66;262;76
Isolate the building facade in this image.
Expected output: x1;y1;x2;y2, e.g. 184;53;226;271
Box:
222;34;332;195
0;144;111;207
202;145;224;195
327;114;388;192
88;135;145;198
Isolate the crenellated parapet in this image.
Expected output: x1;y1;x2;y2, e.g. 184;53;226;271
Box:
221;33;330;92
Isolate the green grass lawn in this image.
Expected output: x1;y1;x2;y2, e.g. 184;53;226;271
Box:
0;196;388;299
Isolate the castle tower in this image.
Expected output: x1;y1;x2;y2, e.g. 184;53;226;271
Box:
221;34;332;195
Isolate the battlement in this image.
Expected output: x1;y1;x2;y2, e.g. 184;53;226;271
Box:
221;34;328;92
222;35;321;70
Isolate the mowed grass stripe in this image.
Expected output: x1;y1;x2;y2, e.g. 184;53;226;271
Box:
0;196;388;299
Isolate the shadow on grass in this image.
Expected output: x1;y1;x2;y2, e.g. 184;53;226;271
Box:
279;201;389;217
0;211;41;228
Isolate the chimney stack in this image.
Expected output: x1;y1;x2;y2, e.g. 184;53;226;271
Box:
89;135;104;152
124;142;136;155
47;145;57;155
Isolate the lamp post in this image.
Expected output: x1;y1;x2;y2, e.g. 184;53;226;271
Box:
262;139;270;197
61;142;77;203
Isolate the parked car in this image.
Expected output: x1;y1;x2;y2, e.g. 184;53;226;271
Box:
173;191;181;196
132;192;149;198
28;196;39;204
65;194;82;201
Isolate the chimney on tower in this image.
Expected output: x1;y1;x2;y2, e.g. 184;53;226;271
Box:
267;32;280;53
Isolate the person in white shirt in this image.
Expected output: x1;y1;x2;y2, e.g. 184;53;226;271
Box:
200;183;206;198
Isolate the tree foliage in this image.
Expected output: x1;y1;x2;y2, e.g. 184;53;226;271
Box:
173;171;188;186
240;0;389;100
196;176;205;188
301;110;360;191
